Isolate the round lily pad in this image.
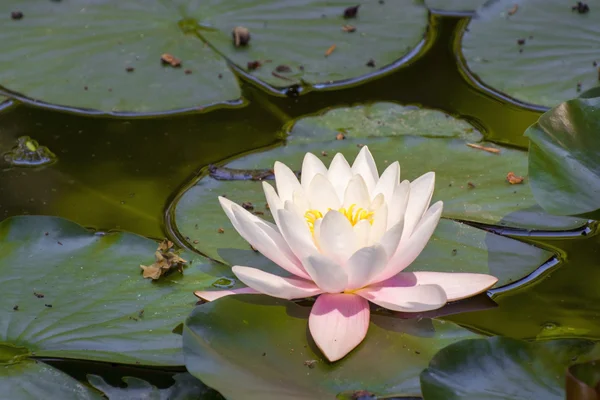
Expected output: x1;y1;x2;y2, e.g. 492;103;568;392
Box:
525;96;600;219
461;0;600;108
420;337;600;399
87;373;222;400
425;0;487;12
0;1;428;113
1;360;102;400
0;215;230;397
183;295;483;400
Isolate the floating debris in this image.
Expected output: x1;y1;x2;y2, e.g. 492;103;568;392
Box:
275;64;292;73
125;66;135;72
342;24;356;33
343;5;360;18
140;239;187;280
517;38;526;45
366;59;376;67
160;53;181;67
336;132;346;140
247;60;262;71
506;172;524;184
217;228;225;234
4;136;57;167
507;4;518;15
571;2;590;13
304;360;318;369
208;165;277;181
232;26;251;47
325;44;337;57
466;143;500;154
11;11;23;20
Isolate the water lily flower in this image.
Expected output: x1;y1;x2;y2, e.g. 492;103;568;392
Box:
195;146;498;362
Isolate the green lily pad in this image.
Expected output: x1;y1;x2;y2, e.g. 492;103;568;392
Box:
0;1;428;113
425;0;487;12
183;295;483;400
420;337;600;400
87;373;222;400
525;97;600;219
0;215;230;395
0;360;102;400
462;0;600;108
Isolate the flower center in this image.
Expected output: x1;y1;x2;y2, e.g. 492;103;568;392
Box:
304;204;374;234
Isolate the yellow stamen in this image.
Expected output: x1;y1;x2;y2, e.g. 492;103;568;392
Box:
304;204;374;234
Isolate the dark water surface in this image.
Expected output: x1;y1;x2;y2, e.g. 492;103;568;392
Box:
2;12;596;393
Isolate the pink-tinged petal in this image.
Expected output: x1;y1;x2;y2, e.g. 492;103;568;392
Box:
319;210;357;265
303;253;348;293
232;266;322;300
274;161;303;203
393;271;498;301
345;245;388;290
262;182;283;226
301;152;328;191
402;172;435;241
368;203;388;245
373;161;400;203
356;283;447;312
194;287;259;302
371;201;443;284
387;181;410;229
352;146;378;194
328;153;353;201
309;293;370;362
232;206;310;280
277;208;319;260
343;174;371;209
308;173;341;211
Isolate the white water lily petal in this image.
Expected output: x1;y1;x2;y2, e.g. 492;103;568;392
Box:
388;180;410;229
368;203;388;245
262;182;284;226
373;161;400;203
232;266;322;300
301;152;328;191
343;174;371;209
378;218;404;260
319;210;358;265
328;153;354;200
277;208;319;262
388;272;498;301
292;189;310;217
402;172;435;240
274;161;303;203
372;201;443;284
353;219;371;249
303;253;348;293
308;173;341;211
346;245;388;290
231;205;310;279
369;193;384;212
352;146;378;194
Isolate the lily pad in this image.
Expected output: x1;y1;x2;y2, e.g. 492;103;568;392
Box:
462;0;600;108
525;97;600;219
183;295;483;400
0;215;230;396
0;1;428;113
420;337;600;399
173;103;574;272
0;360;102;400
87;373;222;400
425;0;487;12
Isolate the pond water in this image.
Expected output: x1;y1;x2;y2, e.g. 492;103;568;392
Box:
1;9;599;398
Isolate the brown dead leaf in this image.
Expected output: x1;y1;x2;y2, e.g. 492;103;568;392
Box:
466;143;501;154
508;4;518;15
336;132;346;140
140;239;187;280
325;44;337;57
160;53;181;67
342;25;356;33
506;172;524;184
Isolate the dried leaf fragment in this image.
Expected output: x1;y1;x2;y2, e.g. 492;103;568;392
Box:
140;239;187;280
507;4;518;15
325;44;337;57
160;53;181;67
466;143;501;154
506;172;524;184
342;24;356;33
336;132;346;140
232;26;251;47
343;5;360;18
